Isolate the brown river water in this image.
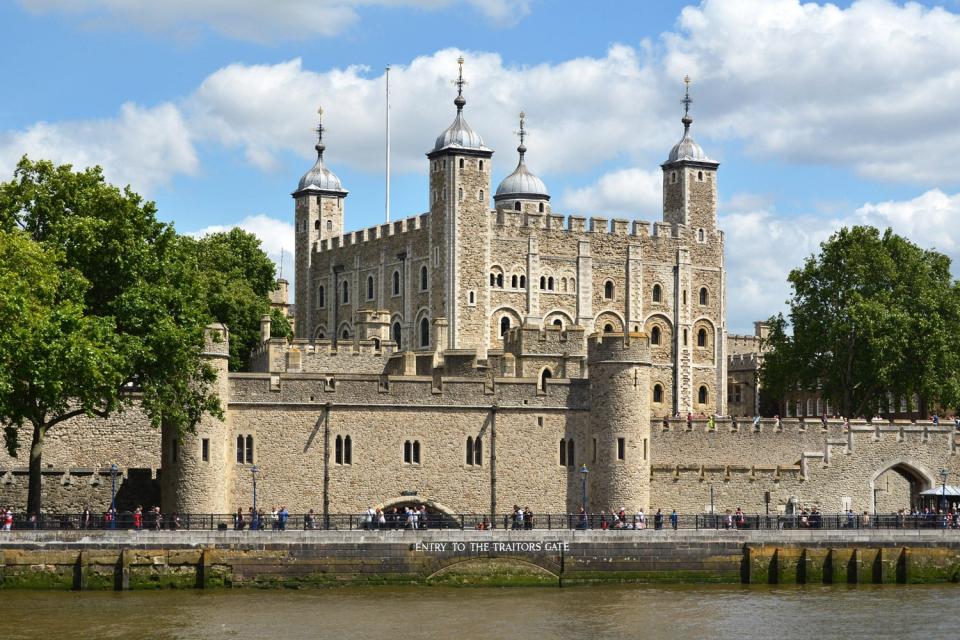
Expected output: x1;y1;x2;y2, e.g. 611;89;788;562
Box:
0;584;954;639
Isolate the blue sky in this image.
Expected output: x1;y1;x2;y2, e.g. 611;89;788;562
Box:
2;0;960;333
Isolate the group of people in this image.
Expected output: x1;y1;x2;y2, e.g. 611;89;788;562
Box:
595;507;678;530
233;505;290;530
508;505;534;529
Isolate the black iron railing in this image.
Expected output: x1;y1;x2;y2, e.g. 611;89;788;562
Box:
2;512;959;532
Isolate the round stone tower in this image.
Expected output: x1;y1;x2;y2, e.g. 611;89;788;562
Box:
161;323;232;515
587;331;652;515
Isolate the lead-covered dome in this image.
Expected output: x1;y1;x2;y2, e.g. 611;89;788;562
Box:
430;56;491;156
495;111;549;201
294;107;347;196
666;127;713;164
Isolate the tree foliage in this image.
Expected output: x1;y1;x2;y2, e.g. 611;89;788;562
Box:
760;226;960;418
0;157;220;514
183;227;290;371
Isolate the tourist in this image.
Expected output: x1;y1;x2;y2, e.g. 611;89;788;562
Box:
2;506;13;531
170;512;181;531
153;506;162;530
524;507;534;530
723;509;733;529
599;510;608;530
364;506;374;530
81;507;91;530
636;508;646;530
654;508;664;530
577;506;587;530
304;509;315;530
133;506;142;531
377;507;386;528
278;505;289;531
670;509;678;530
734;507;745;528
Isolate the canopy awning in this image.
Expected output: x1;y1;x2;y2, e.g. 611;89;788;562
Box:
920;485;960;497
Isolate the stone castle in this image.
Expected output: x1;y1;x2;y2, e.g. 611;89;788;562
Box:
1;62;957;519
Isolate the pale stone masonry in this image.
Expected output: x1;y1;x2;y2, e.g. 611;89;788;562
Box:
1;68;957;519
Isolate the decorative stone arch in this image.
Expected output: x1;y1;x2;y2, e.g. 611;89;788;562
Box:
377;496;459;519
312;324;328;341
538;366;553;391
595;309;625;334
691;316;716;364
489;264;505;288
427;556;559;582
337;322;353;341
390;313;403;349
414;308;431;349
543;309;573;329
650;377;672;413
490;306;523;343
869;458;936;511
644;313;673;357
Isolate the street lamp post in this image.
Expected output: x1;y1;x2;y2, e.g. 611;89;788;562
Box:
109;463;118;529
251;465;260;531
580;464;589;528
939;468;949;517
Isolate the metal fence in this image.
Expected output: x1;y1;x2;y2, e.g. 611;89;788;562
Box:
3;511;960;532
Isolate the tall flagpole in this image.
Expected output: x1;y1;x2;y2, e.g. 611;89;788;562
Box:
385;65;391;223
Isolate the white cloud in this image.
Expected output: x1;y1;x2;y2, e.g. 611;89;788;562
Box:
190;214;295;283
18;0;532;43
560;168;662;218
722;188;960;334
664;0;960;184
0;102;197;194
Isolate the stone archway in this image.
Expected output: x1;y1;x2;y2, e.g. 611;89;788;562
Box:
869;459;936;513
376;496;462;529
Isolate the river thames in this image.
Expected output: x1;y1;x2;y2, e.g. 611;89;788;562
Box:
0;584;954;639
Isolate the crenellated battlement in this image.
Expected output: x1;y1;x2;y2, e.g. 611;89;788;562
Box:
587;331;651;364
314;212;430;254
503;323;586;356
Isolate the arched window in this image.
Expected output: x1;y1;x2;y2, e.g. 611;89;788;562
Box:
540;276;546;290
604;280;614;299
653;384;663;403
245;435;254;464
561;277;567;292
699;287;708;305
559;439;567;466
552;318;563;327
697;170;703;181
683;290;687;305
335;435;343;465
474;437;482;466
538;202;545;213
500;316;510;336
318;285;325;308
697;328;707;347
540;368;552;391
652;284;662;302
514;201;521;211
420;266;428;291
566;439;575;467
341;328;350;340
604;323;614;333
548;277;554;291
341;280;349;304
392;322;402;346
326;220;332;231
459;158;464;169
570;277;575;290
236;435;244;463
314;219;320;230
651;326;661;345
519;275;526;289
420;317;430;348
458;187;463;201
344;435;352;464
412;441;421;464
698;386;708;404
393;270;401;296
496;273;503;288
490;273;496;286
479;160;484;171
367;276;374;300
371;337;381;351
511;275;518;288
466;436;474;465
404;440;411;463
479;189;484;202
698;228;705;242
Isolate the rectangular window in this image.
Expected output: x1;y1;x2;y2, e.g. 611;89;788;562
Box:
201;438;209;462
404;440;412;464
537;416;544;427
643;438;648;461
617;437;625;461
413;441;421;464
592;438;597;464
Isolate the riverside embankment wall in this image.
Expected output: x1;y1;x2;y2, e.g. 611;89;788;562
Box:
3;530;960;589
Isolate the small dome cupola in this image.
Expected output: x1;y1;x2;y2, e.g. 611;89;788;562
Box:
430;56;491;155
495;111;549;201
663;76;718;167
295;106;348;196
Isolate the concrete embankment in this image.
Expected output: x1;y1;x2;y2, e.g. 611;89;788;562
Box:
2;529;960;589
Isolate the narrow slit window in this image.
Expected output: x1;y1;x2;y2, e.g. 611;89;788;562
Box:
617;437;625;461
201;438;209;462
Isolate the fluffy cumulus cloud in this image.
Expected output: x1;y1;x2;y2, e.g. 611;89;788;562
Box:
560;168;662;218
722;188;960;334
18;0;532;43
664;0;960;184
190;214;296;280
0;102;197;193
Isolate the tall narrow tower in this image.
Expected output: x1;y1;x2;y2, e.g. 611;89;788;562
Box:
427;57;494;354
293;107;348;339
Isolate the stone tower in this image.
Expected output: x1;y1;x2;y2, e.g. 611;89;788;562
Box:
587;331;652;514
293;107;348;339
427;57;494;354
161;323;232;514
661;77;721;414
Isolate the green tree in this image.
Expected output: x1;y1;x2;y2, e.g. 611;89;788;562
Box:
760;226;960;418
185;228;290;371
0;158;220;515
